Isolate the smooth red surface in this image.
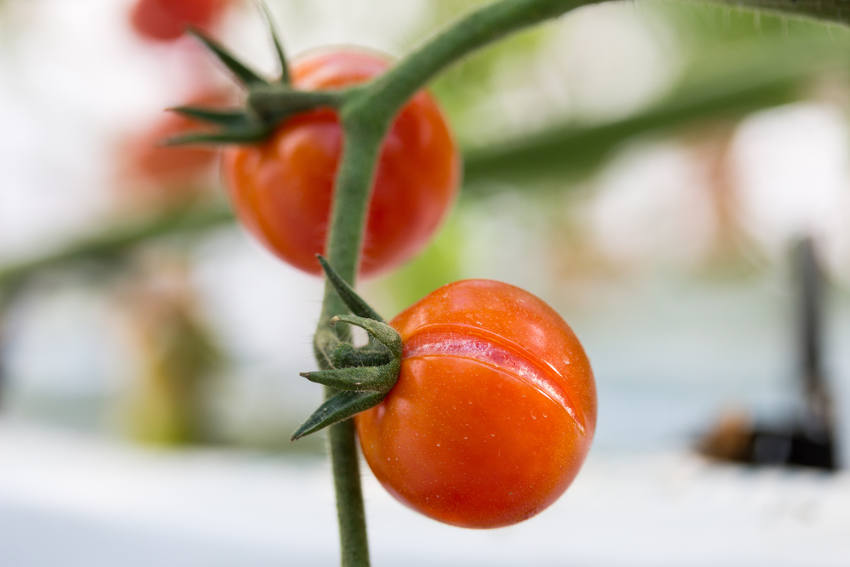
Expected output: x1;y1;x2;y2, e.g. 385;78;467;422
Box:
356;280;597;528
131;0;229;42
222;50;460;277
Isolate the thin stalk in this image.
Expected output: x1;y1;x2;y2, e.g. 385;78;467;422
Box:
360;0;606;125
314;117;385;567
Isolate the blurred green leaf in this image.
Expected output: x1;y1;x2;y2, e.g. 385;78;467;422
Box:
463;31;850;189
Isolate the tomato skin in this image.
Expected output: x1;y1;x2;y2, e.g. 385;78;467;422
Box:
356;280;596;528
131;0;229;42
222;50;460;277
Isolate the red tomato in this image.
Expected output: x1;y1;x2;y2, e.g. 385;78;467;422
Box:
222;50;460;277
120;90;231;205
131;0;230;42
356;279;596;528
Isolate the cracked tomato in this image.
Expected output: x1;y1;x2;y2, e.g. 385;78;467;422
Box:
356;279;596;528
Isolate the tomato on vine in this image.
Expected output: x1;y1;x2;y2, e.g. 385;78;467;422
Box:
222;50;460;277
355;279;596;528
131;0;231;42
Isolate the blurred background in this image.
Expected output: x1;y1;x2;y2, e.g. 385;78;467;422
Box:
1;0;850;565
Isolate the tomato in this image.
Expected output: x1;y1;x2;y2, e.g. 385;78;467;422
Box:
120;90;232;206
356;279;597;528
222;50;460;277
131;0;230;42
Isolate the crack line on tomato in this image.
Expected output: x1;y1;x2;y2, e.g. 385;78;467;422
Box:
402;327;586;434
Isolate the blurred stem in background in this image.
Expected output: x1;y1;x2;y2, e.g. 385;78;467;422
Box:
0;202;233;297
463;34;850;189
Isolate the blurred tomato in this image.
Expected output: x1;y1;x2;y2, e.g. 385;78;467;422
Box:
119;90;232;207
130;0;231;42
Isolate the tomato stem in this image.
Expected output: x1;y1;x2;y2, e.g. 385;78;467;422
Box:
247;88;345;122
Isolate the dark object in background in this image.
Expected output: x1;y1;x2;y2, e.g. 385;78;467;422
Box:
698;237;837;470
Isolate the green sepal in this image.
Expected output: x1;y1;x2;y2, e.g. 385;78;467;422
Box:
291;390;385;441
256;0;290;84
330;343;392;367
165;89;342;148
317;255;383;321
300;360;399;392
293;258;403;440
187;27;267;87
331;314;401;357
248;87;342;122
168;106;254;129
163;127;270;147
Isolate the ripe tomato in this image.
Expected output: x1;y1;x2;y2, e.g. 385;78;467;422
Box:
222;50;460;277
356;279;597;528
131;0;230;42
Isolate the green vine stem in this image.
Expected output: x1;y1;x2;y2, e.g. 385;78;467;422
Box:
1;1;849;565
303;1;850;564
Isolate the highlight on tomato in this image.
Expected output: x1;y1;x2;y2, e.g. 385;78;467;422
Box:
355;279;597;528
130;0;231;42
222;49;460;278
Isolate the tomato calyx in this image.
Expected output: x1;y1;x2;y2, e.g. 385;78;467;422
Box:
162;10;347;147
291;256;402;441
